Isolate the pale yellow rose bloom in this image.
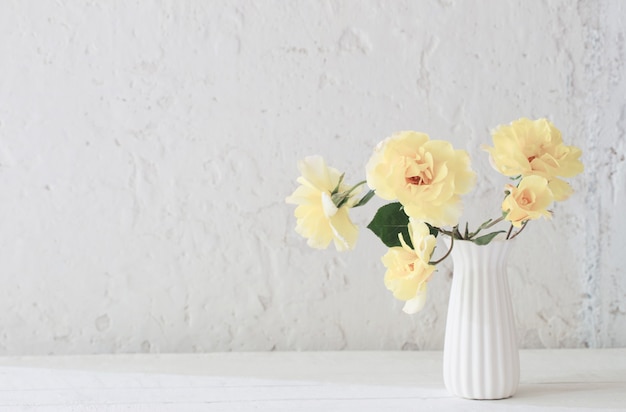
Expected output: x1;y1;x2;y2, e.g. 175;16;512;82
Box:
286;156;358;251
502;175;554;227
402;282;428;314
382;220;437;313
366;131;476;227
484;118;583;201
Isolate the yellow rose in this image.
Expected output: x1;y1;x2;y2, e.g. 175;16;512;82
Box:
366;131;476;227
502;175;554;227
484;118;583;200
382;220;437;313
286;156;358;251
402;282;429;314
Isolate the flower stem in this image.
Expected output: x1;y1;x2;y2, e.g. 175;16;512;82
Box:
505;224;514;240
470;215;506;238
429;229;455;265
482;214;506;230
346;180;367;195
508;221;528;240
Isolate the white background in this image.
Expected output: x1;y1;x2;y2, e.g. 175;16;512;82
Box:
0;0;623;355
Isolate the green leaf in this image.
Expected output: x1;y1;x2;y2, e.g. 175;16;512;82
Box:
468;218;493;239
331;173;345;195
425;222;439;237
477;218;493;230
353;189;375;208
472;230;506;246
366;202;412;248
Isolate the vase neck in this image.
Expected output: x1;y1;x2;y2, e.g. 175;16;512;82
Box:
449;239;512;276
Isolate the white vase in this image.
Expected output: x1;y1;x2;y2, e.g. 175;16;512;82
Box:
443;239;519;399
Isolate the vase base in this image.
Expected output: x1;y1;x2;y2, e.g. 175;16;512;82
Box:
446;388;516;401
459;395;514;401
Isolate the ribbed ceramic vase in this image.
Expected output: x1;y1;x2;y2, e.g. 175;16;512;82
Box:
443;239;519;400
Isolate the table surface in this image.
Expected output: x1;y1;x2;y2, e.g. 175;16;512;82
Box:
0;349;624;411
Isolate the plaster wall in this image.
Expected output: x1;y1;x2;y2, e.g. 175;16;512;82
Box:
0;0;624;354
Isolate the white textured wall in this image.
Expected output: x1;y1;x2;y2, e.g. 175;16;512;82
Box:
0;1;624;355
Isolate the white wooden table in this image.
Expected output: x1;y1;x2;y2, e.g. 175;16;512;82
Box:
0;349;623;411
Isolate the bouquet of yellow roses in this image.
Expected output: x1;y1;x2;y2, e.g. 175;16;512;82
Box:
286;118;583;313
